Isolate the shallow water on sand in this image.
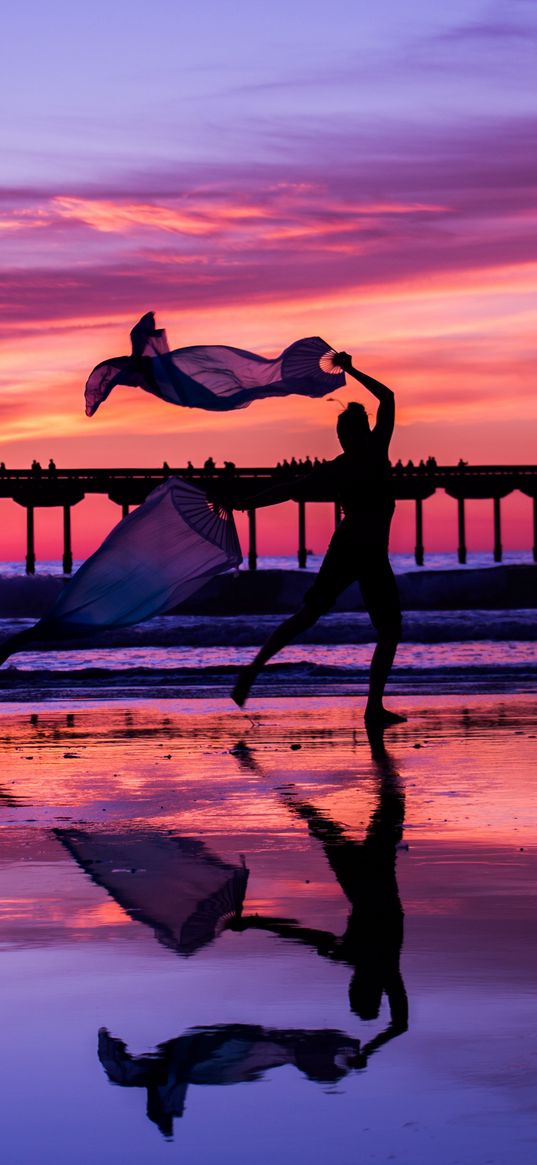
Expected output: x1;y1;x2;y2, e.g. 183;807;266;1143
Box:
1;697;536;1164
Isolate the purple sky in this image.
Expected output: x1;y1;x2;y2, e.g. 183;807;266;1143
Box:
3;1;536;177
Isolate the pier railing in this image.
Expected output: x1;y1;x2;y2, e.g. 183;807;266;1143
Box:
0;464;536;573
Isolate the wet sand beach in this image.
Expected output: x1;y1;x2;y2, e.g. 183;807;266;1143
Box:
1;695;536;1164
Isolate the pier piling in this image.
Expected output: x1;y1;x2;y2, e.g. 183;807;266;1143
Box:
493;497;502;563
298;500;307;569
533;498;537;564
26;506;35;575
247;508;257;571
415;498;424;566
62;505;73;574
457;498;467;565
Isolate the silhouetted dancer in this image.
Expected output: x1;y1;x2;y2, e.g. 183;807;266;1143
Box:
238;732;408;1044
98;1023;362;1137
232;352;404;726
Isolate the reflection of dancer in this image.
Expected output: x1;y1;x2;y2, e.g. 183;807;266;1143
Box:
95;739;406;1136
233;354;404;726
99;1023;362;1138
240;731;408;1045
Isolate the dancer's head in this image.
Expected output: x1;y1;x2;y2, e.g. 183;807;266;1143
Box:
336;402;370;451
348;968;382;1020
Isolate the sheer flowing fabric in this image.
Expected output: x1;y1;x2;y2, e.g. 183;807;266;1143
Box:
49;478;242;629
85;312;345;416
56;828;249;956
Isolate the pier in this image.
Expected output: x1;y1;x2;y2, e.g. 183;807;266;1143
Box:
0;464;536;573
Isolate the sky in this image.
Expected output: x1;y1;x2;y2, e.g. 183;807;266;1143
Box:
1;0;536;558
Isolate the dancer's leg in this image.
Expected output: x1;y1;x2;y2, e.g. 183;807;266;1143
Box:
232;604;321;707
365;626;405;725
361;558;405;726
232;522;350;708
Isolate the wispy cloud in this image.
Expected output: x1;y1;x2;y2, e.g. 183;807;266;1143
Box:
0;207;50;233
432;15;537;43
1;112;535;324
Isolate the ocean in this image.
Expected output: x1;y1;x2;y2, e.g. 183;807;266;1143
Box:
0;611;535;699
0;550;534;578
0;553;535;698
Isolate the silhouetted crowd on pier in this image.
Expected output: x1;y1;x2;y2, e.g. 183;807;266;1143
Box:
0;455;484;480
392;456;438;473
175;455;447;477
170;455;444;477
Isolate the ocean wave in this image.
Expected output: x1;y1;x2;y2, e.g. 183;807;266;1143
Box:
1;610;536;651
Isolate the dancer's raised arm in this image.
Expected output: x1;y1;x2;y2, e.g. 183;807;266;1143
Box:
335;352;395;452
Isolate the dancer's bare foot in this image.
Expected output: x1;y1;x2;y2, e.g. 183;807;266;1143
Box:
232;665;257;708
365;705;407;727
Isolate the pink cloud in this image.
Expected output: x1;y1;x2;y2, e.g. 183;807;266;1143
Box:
0;116;533;328
0;207;50;233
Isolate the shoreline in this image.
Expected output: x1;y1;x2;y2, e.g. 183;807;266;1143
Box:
1;660;536;701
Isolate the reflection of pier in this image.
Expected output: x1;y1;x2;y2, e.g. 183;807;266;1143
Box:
1;465;536;573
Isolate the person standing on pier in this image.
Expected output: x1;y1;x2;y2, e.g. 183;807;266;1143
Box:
232;353;405;726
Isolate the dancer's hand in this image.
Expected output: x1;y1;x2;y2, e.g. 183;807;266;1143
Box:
334;350;353;372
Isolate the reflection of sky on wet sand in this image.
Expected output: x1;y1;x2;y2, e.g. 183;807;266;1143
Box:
1;696;536;1163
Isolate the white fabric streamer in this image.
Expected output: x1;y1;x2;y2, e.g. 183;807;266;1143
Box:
49;478;242;629
85;313;345;416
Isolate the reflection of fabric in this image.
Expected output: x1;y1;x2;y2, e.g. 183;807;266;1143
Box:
56;829;248;955
85;312;345;416
98;1024;361;1137
47;478;242;629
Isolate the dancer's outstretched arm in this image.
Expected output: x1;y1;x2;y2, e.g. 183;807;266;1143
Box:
235;914;337;956
233;478;297;510
233;460;333;512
